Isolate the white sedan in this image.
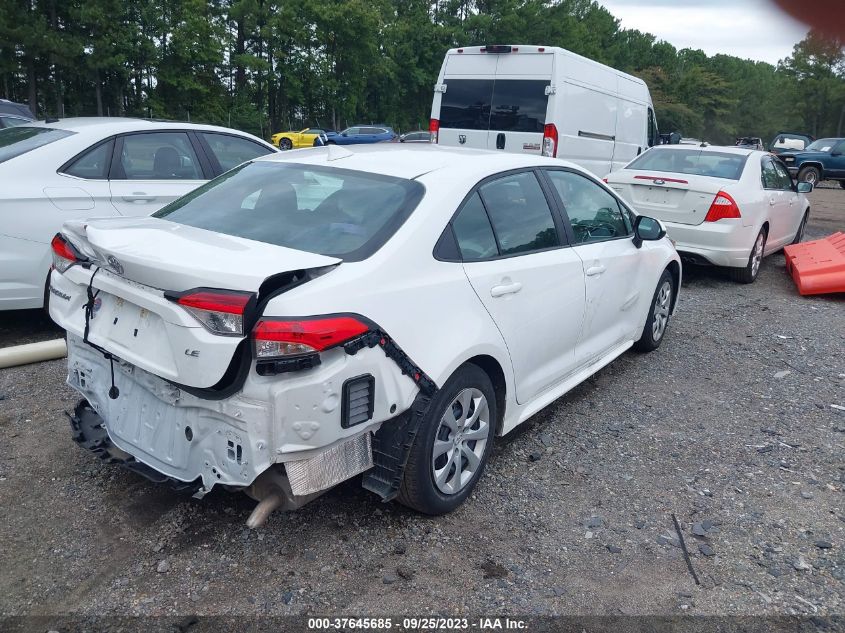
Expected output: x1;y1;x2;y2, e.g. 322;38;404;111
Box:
606;145;812;283
49;144;680;523
0;118;276;310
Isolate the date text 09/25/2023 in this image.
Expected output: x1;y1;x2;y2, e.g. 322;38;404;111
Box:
307;617;528;630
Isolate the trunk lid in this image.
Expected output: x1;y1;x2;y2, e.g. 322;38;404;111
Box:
606;172;726;226
51;217;340;390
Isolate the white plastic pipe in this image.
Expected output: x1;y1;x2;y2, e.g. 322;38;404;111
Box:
0;338;67;369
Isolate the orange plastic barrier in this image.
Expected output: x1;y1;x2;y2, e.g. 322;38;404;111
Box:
783;232;845;295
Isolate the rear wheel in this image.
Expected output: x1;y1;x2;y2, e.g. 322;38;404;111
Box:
633;269;674;353
278;138;293;150
730;228;766;284
798;166;820;186
398;364;496;515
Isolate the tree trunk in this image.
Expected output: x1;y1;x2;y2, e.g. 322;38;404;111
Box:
235;18;245;91
95;72;103;116
27;58;37;116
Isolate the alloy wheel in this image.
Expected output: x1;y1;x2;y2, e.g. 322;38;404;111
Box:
751;232;765;277
432;388;490;495
652;280;672;341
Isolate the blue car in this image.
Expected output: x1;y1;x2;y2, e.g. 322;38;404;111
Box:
325;125;397;145
780;137;845;188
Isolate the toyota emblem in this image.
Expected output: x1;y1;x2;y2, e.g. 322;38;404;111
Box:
106;255;124;276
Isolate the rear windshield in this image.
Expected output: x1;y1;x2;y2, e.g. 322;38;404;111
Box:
0;126;74;164
154;161;424;261
626;149;748;180
440;79;549;132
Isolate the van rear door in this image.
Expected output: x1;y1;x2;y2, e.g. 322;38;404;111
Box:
436;51;551;155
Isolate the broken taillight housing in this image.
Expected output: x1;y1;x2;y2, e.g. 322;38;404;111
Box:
51;234;80;273
704;191;741;222
175;290;252;336
253;316;369;359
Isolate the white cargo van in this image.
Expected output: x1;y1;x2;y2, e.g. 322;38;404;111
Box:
429;45;660;177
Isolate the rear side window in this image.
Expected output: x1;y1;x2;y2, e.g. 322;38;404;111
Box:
63;140;114;179
628;149;747;180
117;132;202;180
546;170;630;243
452;193;498;261
0;126;74;164
440;79;549;133
478;172;559;255
200;132;272;172
154;162;424;261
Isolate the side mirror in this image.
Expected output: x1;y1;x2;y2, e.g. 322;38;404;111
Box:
633;215;666;248
797;181;813;193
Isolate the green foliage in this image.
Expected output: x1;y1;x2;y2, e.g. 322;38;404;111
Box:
1;0;843;144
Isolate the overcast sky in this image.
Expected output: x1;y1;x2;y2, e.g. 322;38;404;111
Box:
596;0;808;65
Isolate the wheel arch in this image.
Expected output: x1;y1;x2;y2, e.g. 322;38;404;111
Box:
799;162;824;178
463;354;507;436
665;260;681;313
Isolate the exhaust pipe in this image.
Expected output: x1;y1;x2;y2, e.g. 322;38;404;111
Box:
244;467;324;528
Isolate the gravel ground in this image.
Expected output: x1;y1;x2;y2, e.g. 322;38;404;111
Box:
0;189;842;621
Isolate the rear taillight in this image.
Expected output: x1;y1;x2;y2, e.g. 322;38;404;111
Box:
51;234;79;273
175;290;252;336
704;191;741;222
253;316;369;359
429;118;440;144
542;123;558;157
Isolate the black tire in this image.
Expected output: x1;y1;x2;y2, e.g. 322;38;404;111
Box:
278;138;293;150
729;227;766;284
798;166;820;186
397;363;497;515
791;211;809;245
633;269;674;353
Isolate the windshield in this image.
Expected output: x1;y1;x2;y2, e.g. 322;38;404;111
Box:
154;161;424;261
626;149;748;180
804;138;839;152
0;126;74;164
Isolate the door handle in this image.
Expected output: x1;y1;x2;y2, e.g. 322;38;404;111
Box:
121;195;157;203
769;197;776;206
496;133;506;150
490;282;522;297
585;264;606;276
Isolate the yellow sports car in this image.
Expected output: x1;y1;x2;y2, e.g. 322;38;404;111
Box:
270;127;329;150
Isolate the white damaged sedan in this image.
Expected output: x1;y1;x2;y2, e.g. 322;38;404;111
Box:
49;144;680;525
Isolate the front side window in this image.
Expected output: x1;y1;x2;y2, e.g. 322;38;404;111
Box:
546;170;629;244
452;193;499;261
0;126;74;164
772;160;794;190
761;158;781;190
343;127;361;136
63;140;114;179
200;132;272;173
154;162;424;261
117;132;202;180
478;172;559;255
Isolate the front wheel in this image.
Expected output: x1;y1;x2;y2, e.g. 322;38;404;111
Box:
729;228;766;284
633;269;674;353
798;166;820;186
278;138;293;150
398;364;496;515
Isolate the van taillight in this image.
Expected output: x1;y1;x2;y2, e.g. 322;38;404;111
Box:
253;316;370;359
704;191;742;222
429;118;440;144
542;123;558;158
173;289;252;336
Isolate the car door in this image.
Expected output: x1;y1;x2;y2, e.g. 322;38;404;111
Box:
771;158;804;245
760;156;791;246
109;131;208;217
196;132;274;174
452;170;586;404
543;169;647;366
828;140;845;178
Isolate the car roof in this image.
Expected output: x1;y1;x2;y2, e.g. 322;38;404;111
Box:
255;143;583;180
15;117;262;136
647;144;760;157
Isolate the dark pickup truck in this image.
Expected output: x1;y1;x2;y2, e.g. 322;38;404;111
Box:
779;137;845;188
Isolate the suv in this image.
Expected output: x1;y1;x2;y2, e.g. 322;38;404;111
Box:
325;125;397;145
780;137;845;187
